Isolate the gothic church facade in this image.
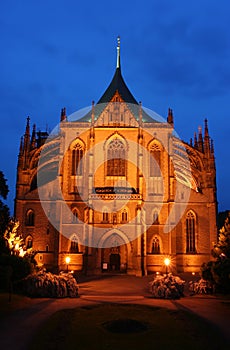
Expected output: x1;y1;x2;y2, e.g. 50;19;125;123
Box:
15;41;217;276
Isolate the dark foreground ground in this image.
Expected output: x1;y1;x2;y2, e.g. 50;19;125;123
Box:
0;274;230;349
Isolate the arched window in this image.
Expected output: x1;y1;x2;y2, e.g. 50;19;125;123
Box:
152;236;160;254
153;210;159;224
72;143;83;175
121;209;128;222
46;244;49;252
26;235;33;249
103;210;109;222
70;235;79;253
107;138;126;176
25;210;35;226
72;208;79;223
186;211;196;253
150;143;161;177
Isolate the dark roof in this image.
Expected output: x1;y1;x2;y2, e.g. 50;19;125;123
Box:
97;66;138;105
78;63;157;123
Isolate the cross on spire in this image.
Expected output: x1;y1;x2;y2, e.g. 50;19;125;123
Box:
116;36;121;69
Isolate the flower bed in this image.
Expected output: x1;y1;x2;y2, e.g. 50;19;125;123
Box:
149;273;185;299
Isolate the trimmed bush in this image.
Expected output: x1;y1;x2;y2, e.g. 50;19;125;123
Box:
21;269;78;298
149;273;185;299
189;278;213;295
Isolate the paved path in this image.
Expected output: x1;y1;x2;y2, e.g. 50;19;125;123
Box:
0;275;230;349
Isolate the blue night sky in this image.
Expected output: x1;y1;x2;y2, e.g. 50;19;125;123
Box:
0;0;230;214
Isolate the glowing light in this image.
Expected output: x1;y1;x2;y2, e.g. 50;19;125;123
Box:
192;272;195;275
65;256;70;264
164;258;170;266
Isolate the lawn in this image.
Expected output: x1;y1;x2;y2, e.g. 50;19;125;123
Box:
28;303;228;350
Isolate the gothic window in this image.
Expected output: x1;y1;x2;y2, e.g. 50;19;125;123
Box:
72;208;79;223
186;211;196;253
103;211;109;222
72;143;83;175
25;209;35;226
153;210;159;224
70;235;79;253
150;143;161;177
107;139;126;176
121;209;128;222
152;236;160;254
26;236;33;249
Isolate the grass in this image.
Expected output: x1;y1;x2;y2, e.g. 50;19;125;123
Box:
28;304;229;350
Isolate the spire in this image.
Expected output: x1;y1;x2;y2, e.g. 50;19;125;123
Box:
60;107;66;122
204;118;211;155
116;36;121;69
25;116;30;135
139;101;142;124
19;137;23;155
167;108;174;126
204;118;209;137
211;139;214;154
78;37;156;123
194;132;198;149
91;100;95;124
24;116;30;153
198;126;204;152
17;137;24;168
96;36;138;106
22;116;31;169
31;124;36;150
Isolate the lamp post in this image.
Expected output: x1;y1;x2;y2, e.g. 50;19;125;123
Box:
65;256;70;272
164;257;171;276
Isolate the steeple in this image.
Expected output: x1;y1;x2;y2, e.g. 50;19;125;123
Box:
204;118;211;155
198;126;204;152
31;124;36;150
97;36;138;105
79;37;156;123
24;116;31;153
116;36;121;69
167;108;174;126
60;107;66;122
194;132;198;149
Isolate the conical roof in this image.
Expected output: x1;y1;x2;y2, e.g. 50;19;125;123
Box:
97;66;138;105
78;38;157;123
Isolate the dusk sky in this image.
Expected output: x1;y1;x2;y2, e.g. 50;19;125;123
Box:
1;0;230;214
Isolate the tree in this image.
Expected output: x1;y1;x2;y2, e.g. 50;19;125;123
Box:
4;220;26;257
0;171;10;254
212;212;230;259
201;212;230;293
0;220;36;292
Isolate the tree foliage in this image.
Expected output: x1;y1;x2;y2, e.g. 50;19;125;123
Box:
0;170;10;254
0;221;37;291
201;212;230;293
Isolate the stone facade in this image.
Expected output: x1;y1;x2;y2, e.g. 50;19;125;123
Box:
14;43;217;276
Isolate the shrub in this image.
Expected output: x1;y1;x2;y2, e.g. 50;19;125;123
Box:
149;273;185;299
21;269;78;298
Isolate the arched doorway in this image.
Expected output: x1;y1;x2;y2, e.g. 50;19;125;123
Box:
110;252;121;271
100;232;128;273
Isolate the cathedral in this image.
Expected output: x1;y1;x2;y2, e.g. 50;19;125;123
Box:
15;39;217;276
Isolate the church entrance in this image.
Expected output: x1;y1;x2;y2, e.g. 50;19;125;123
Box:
101;244;127;273
110;253;120;271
